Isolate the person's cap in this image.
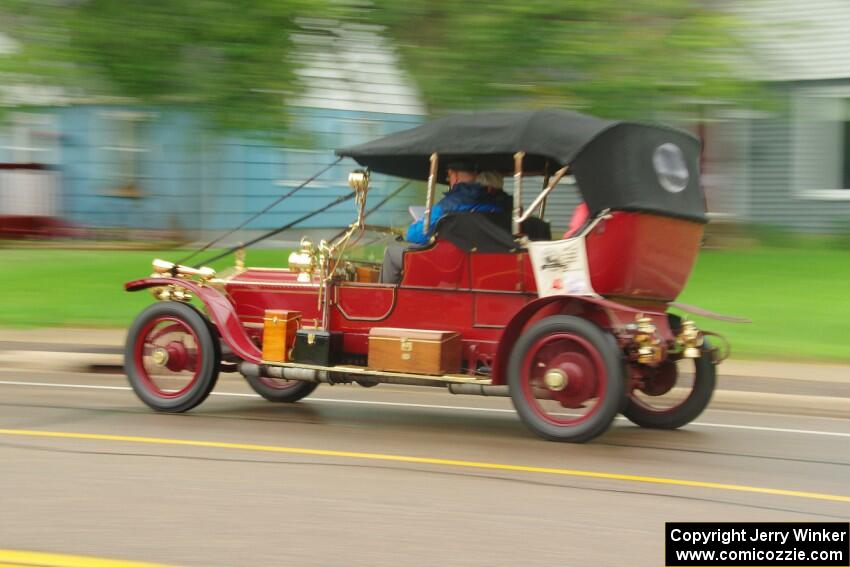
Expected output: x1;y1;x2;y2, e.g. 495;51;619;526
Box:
477;170;504;189
445;159;477;172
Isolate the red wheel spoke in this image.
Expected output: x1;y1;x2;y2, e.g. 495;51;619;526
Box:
520;332;607;426
133;316;202;399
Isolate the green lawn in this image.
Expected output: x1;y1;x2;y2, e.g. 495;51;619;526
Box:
677;248;850;362
0;246;847;362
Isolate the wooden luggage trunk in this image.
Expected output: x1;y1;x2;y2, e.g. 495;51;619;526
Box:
262;310;301;362
368;328;462;375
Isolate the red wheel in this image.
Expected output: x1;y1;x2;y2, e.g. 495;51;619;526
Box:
623;342;716;429
244;374;318;403
508;315;625;442
125;302;220;412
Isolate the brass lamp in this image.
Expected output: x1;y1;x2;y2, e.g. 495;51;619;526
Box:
634;314;664;365
287;237;317;283
677;319;704;359
152;259;215;281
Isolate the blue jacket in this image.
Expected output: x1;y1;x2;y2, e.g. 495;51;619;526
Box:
406;182;501;244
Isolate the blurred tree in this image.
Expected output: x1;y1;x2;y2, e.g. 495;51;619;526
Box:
0;0;326;130
365;0;755;118
0;0;756;128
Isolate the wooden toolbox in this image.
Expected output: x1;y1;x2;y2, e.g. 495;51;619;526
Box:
262;310;301;362
368;327;462;375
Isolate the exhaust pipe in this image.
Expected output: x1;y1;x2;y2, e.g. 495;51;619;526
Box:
448;384;510;397
239;362;507;394
238;362;328;383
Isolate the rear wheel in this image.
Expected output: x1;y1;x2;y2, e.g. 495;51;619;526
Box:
622;343;716;429
125;302;220;412
507;316;625;443
244;375;318;403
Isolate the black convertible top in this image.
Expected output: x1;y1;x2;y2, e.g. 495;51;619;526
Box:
336;109;706;223
336;109;616;179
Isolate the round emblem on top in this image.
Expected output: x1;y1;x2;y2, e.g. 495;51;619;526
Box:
652;143;689;194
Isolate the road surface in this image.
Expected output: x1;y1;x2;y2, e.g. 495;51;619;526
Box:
1;367;848;566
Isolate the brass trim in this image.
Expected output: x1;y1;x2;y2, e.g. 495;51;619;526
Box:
423;152;438;234
152;259;215;281
512;151;525;234
516;165;569;224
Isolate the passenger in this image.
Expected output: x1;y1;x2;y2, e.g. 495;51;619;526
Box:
380;160;504;283
405;161;500;244
477;170;513;231
563;202;589;239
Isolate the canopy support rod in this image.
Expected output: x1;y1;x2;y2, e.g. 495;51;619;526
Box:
177;156;342;265
511;152;525;234
423;153;439;234
516;166;569;225
540;161;551;220
328;180;411;243
195;191;356;267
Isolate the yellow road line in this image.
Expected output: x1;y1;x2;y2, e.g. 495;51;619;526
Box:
1;428;849;504
0;549;174;567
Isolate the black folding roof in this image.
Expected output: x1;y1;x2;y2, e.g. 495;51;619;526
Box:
336;109;617;179
336;109;706;223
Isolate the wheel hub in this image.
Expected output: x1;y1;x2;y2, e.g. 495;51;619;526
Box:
543;369;568;391
534;351;598;409
638;360;677;396
163;341;191;372
151;348;169;366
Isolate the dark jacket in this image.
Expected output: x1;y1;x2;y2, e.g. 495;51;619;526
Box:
406;182;502;244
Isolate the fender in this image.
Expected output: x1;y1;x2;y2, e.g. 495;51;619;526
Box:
491;295;665;386
125;277;262;364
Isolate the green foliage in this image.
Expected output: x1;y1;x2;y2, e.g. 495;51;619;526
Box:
0;0;760;128
364;0;758;117
0;0;333;131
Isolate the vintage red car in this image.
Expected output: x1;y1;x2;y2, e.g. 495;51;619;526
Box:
124;109;732;443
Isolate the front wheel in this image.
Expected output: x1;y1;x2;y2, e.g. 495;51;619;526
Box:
507;315;626;443
622;342;716;429
125;301;220;412
244;375;318;403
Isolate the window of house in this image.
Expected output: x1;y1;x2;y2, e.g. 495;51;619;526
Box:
793;90;850;199
99;110;151;198
0;112;61;164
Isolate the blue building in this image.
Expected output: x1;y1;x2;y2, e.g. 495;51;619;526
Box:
0;22;426;236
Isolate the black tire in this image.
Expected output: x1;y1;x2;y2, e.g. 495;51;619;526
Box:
622;342;716;429
244;375;318;403
125;301;220;412
507;315;626;443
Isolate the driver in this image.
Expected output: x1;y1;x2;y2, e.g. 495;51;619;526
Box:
380;160;503;283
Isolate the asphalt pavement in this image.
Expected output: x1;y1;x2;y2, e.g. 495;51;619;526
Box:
0;328;848;566
1;327;848;417
1;367;849;567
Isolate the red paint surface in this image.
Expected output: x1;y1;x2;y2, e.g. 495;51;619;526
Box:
127;213;698;373
585;212;703;301
125;277;263;363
